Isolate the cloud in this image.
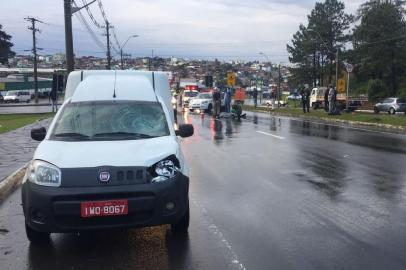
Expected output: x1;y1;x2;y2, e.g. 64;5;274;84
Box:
2;0;363;62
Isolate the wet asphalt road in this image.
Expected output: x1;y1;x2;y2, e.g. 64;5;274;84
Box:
1;111;406;270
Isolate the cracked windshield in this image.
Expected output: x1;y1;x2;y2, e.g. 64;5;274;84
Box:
0;0;406;270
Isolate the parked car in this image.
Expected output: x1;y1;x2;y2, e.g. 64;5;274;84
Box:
287;93;301;100
265;99;287;107
188;92;225;113
374;97;406;114
4;91;31;103
0;93;3;103
22;71;194;243
181;90;199;108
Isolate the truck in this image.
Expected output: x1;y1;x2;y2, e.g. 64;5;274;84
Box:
310;87;367;111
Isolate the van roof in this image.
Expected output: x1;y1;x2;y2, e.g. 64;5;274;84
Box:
71;74;156;103
64;70;174;123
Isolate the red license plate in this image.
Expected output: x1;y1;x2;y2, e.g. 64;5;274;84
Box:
80;200;128;218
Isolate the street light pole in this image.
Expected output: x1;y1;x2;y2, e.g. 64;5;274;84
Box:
119;35;138;70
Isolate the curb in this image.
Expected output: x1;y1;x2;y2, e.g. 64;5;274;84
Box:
243;107;406;134
0;163;28;202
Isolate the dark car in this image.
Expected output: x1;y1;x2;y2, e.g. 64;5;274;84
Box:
374;97;406;114
0;93;3;103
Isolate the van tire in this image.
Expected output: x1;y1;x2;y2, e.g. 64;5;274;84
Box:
171;204;189;234
25;223;50;244
374;107;379;114
312;102;319;110
389;108;396;115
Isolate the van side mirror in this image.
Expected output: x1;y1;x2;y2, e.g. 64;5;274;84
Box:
176;124;194;138
31;127;47;141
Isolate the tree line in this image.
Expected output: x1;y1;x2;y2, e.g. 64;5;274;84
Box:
287;0;406;101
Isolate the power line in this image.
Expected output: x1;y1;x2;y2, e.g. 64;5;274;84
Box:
354;34;406;46
96;0;121;50
96;0;108;22
81;0;103;28
73;1;105;51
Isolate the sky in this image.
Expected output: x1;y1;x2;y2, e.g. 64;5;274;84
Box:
2;0;365;62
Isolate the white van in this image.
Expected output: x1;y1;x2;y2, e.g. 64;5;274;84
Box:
4;90;31;103
22;71;194;243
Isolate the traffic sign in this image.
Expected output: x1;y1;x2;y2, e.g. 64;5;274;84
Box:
346;64;353;73
338;79;345;93
227;72;236;86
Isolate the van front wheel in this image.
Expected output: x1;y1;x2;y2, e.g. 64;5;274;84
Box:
171;205;189;234
25;223;50;244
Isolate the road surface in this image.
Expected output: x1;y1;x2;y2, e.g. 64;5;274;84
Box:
1;111;406;270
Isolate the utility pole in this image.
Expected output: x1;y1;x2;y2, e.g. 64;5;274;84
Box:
149;49;154;71
64;0;96;74
104;21;112;70
277;64;281;108
25;17;43;104
64;0;74;75
335;49;339;91
120;49;124;70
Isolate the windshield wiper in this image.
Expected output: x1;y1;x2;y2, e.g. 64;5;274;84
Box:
93;132;156;139
53;132;91;140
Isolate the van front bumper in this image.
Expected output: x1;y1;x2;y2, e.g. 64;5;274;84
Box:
22;174;189;233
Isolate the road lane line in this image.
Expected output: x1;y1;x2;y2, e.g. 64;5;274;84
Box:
257;131;285;140
191;198;247;270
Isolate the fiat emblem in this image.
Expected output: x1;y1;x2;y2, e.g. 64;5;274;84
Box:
99;171;110;182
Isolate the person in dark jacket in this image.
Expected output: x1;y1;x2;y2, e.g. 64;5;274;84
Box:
49;89;58;112
212;89;221;119
253;88;258;107
300;84;310;113
324;87;330;112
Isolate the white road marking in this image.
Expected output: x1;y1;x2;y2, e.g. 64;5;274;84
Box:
191;198;247;270
256;131;285;140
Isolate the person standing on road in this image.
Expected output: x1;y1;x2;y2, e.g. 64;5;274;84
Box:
324;87;329;112
212;88;221;119
301;84;310;113
225;88;232;113
328;84;337;115
49;88;58;113
253;88;258;107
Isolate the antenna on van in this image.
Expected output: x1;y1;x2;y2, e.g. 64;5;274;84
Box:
113;70;117;98
152;72;156;92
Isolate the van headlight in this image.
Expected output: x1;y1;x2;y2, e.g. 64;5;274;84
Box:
28;160;61;187
150;157;180;183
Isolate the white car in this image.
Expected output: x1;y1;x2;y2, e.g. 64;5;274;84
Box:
265;99;287;107
181;90;199;107
22;71;194;243
188;92;225;113
4;91;31;103
287;94;301;100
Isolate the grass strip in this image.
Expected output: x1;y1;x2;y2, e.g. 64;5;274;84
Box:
0;113;54;134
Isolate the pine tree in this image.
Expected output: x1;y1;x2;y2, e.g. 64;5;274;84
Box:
0;24;15;65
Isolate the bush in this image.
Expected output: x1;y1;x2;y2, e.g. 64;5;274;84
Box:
367;79;387;102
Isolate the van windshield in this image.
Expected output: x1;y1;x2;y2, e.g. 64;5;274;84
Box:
50;101;170;141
